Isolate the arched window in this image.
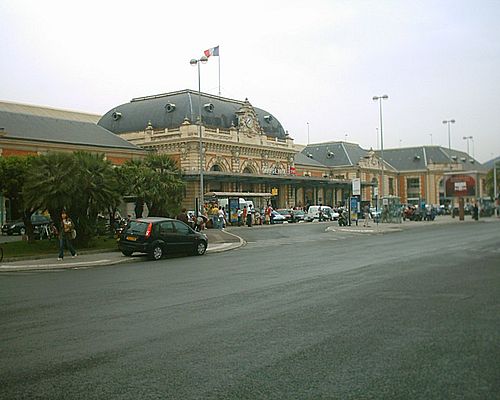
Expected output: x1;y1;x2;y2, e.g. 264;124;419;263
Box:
242;167;252;174
210;164;222;172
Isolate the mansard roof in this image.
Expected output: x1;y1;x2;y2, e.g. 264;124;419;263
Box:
298;141;370;168
296;142;486;173
98;89;287;139
0;101;141;151
376;145;486;172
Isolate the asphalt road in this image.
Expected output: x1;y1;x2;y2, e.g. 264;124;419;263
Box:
1;221;499;399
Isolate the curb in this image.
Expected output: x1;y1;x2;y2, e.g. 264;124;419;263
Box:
0;256;136;272
207;231;246;253
0;232;246;272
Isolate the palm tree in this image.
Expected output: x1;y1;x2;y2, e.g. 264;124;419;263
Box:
70;152;121;241
24;152;77;219
118;153;185;218
144;154;185;217
24;152;121;244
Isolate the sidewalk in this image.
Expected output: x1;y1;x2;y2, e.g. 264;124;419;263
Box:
0;229;245;272
331;214;499;234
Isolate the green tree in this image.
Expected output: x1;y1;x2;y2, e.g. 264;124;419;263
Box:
144;154;185;216
0;155;40;242
118;153;184;218
23;152;121;245
485;165;500;199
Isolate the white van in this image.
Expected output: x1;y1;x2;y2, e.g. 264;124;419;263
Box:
218;198;253;211
305;205;336;221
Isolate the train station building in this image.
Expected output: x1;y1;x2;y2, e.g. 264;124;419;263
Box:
0;91;489;222
98;89;488;211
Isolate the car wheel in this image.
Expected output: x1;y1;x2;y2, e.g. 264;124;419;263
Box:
121;250;133;257
194;241;207;256
149;244;163;261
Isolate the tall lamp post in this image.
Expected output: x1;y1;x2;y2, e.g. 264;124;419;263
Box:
494;160;499;218
463;135;473;156
190;55;209;215
442;119;455;150
373;95;388;209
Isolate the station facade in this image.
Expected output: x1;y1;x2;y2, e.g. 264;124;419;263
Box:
99;89;488;211
98;90;354;211
0;93;488;223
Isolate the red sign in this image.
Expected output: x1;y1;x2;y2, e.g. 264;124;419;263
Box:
289;166;296;175
445;175;476;197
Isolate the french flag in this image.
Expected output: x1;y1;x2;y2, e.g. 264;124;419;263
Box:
204;46;219;57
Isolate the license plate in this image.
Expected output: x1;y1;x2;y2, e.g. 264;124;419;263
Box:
126;236;137;241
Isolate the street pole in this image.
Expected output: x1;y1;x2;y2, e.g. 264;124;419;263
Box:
495;160;498;217
463;135;473;156
190;55;208;216
443;119;455;150
373;95;388;211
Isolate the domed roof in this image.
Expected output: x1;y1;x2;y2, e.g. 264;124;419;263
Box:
98;89;287;138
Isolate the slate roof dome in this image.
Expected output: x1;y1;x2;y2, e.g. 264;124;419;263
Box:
98;89;287;139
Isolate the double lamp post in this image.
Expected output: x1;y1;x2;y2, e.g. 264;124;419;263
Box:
373;94;388;210
190;55;209;216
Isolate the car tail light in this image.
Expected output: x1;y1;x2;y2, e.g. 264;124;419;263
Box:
145;223;153;239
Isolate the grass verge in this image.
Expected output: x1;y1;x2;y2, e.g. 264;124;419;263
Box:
0;236;118;260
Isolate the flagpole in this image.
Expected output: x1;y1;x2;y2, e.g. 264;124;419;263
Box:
218;51;221;97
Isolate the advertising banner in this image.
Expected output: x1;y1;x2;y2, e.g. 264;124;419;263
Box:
228;198;239;224
350;197;359;221
444;175;476;197
352;178;361;196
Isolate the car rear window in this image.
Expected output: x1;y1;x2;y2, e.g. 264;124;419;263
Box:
125;221;149;235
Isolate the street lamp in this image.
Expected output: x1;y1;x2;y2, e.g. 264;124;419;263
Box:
442;119;455;150
463;135;473;156
373;95;388;209
495;160;499;218
190;55;209;216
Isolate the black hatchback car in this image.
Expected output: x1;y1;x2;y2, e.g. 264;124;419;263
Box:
118;217;208;260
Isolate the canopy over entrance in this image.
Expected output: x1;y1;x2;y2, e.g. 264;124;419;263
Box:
204;191;272;198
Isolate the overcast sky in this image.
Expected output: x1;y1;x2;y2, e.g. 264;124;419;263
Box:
1;0;499;162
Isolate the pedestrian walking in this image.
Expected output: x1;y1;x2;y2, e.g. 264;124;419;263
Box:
363;205;371;227
218;207;226;229
242;206;248;227
56;211;77;260
265;205;272;224
246;205;253;227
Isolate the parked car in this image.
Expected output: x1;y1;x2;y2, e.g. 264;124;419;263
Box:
270;210;286;224
305;205;338;222
290;209;306;223
117;217;208;260
1;214;52;236
276;209;292;222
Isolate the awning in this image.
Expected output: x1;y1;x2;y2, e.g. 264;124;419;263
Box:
204;191;273;198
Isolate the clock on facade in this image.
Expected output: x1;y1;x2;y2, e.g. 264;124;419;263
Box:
244;116;254;128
